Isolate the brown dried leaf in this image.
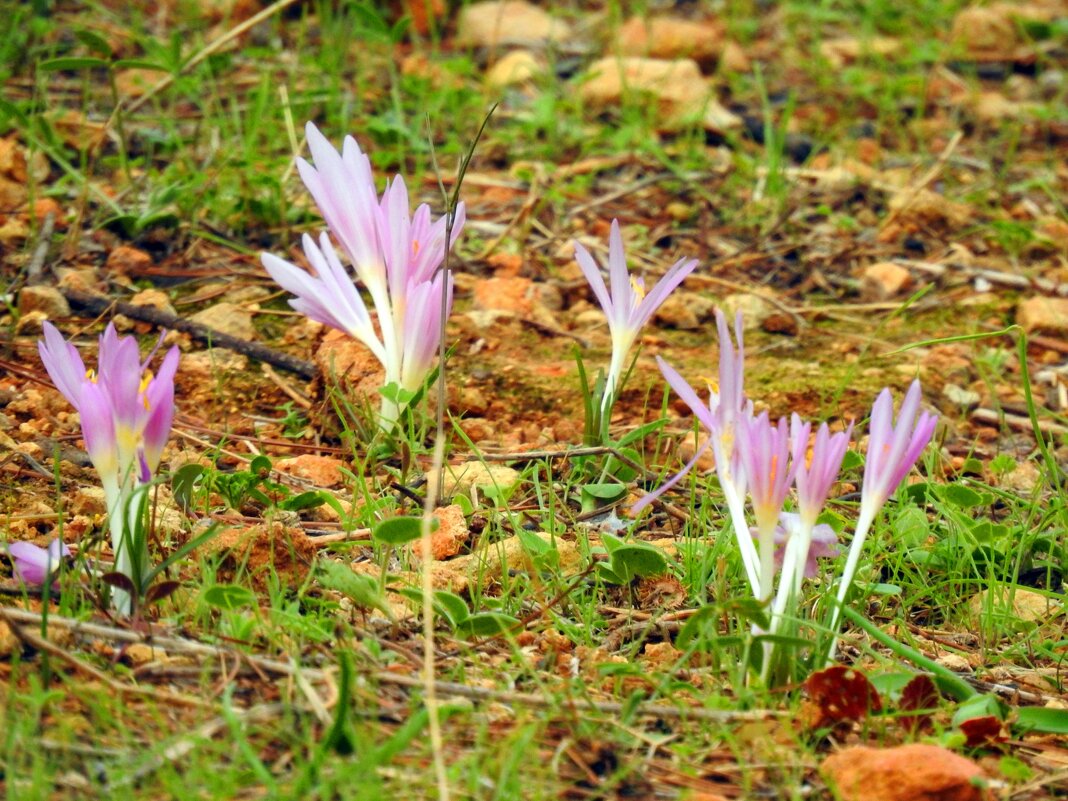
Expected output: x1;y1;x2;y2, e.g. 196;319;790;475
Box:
899;673;940;731
803;665;883;728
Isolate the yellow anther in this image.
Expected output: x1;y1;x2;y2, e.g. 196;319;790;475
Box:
85;369;97;383
629;276;646;302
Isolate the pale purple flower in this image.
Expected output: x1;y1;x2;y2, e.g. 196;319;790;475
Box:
861;380;939;511
738;411;797;600
738;412;796;536
792;415;853;529
574;219;697;409
38;322;178;614
8;539;70;587
262;122;464;428
631;310;759;594
38;322;178;494
827;380;938;662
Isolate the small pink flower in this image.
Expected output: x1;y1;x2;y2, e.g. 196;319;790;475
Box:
8;539;70;587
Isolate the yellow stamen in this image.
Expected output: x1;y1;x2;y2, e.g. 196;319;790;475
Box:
629;276;646;302
139;371;153;411
85;369;97;383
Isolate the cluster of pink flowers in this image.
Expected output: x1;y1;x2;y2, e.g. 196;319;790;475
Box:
633;311;937;662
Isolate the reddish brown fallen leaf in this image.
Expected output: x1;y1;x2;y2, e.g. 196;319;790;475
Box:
899;673;940;731
821;744;991;801
803;665;883;729
959;715;1007;748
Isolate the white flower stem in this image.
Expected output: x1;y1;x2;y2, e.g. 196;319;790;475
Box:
825;500;878;664
721;476;760;598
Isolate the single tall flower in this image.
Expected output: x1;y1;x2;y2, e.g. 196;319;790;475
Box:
38;322;178;613
827;380;937;659
574;219;697;412
632;310;759;594
263;122;464;430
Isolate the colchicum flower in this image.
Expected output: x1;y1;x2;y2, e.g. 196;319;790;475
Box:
771;416;853;615
38;322;178;613
574;219;697;413
827;379;937;658
8;538;70;588
633;310;758;594
737;411;797;603
262;122;464;429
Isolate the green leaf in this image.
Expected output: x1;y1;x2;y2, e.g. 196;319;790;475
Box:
74;30;113;56
840;450;864;472
396;588;469;626
373;516;434;545
608;544;668;582
249;455;273;477
1014;707;1068;735
202;583;256;611
580;482;627;512
616;419;667;448
868;670;920;700
171;463;205;513
280;491;326;512
893;505;930;548
111;59;169;72
38;56;110;71
455;612;520;638
322;650;356;755
941;484;983;509
951;693;1006;728
318;561;395;621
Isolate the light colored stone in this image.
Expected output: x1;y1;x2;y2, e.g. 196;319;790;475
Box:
719;293;773;329
1016;296;1068;336
819;36;900;68
617;15;724;67
486;50;544;88
274;454;346;488
429;462;521;498
580;56;740;133
654;290;714;330
14;309;48;335
999;460;1039;494
189;301;255;341
861;261;912;301
70;486;107;517
130;288;176;316
18;285;69;319
942;383;980;409
180;349;249;380
969;587;1062;624
821;744;989;801
936;653;972;672
456;1;571;49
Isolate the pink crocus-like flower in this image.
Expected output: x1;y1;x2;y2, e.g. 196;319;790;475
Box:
8;539;70;587
737;411;797;601
632;310;759;594
792;416;854;529
38;322;178;613
574;219;697;410
263;122;464;429
827;380;937;661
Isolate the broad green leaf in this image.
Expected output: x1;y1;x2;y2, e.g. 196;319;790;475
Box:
202;583;256;610
941;484;983;509
373;516;435;545
280;491;326;512
609;544;668;582
171;463;205;513
396;588;469;626
456;612;520;638
580;482;627;512
1014;707;1068;735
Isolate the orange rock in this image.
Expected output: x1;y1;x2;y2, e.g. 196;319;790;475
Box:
106;245;153;276
274;454;346;488
314;327;386;398
409;504;469;561
455;0;571;48
821;744;990;801
1016;296;1068;336
472;275;535;315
